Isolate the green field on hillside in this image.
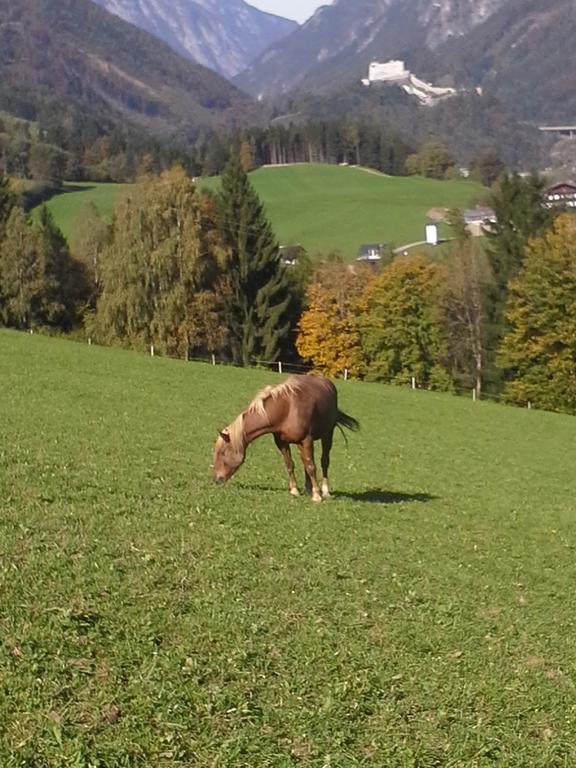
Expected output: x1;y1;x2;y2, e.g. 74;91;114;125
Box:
33;182;131;242
1;329;575;766
39;165;485;258
202;165;486;258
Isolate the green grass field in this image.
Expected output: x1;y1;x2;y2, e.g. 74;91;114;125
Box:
202;165;486;259
39;165;484;258
33;182;132;242
1;329;575;766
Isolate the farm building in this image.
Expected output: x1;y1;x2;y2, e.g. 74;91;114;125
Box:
464;206;496;236
356;243;385;264
545;182;576;209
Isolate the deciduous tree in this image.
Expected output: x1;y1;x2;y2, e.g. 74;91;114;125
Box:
296;259;372;377
359;254;448;387
93;166;225;356
498;215;576;413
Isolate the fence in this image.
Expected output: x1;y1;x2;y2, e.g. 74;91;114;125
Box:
26;328;534;411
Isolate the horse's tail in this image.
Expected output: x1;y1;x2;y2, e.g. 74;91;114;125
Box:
335;409;360;444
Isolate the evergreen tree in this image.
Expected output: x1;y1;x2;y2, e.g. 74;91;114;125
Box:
0;173;16;237
498;215;576;414
217;155;291;365
36;205;88;329
483;171;554;386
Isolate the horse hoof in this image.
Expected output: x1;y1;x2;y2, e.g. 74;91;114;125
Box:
290;488;300;497
312;494;323;503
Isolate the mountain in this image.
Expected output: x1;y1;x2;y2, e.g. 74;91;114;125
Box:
235;0;507;99
428;0;576;123
236;0;575;125
92;0;298;79
0;0;259;138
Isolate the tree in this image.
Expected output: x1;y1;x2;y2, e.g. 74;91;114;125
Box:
296;259;373;377
483;171;554;384
440;238;492;399
469;152;506;187
0;172;16;237
359;254;448;387
36;205;88;329
93;166;225;356
216;155;291;365
71;202;110;307
498;215;576;414
405;143;456;180
0;208;52;329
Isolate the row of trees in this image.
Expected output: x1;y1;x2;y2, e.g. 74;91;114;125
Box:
1;162;575;415
0;160;301;367
297;172;576;414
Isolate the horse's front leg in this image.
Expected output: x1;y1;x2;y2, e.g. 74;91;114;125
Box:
297;436;322;502
274;434;299;497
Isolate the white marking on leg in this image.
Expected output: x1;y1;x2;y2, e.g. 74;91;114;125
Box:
321;479;330;498
290;486;300;497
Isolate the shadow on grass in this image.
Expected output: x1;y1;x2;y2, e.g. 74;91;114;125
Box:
332;489;437;505
235;483;436;505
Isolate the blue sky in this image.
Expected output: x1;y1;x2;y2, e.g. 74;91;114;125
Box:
249;0;326;23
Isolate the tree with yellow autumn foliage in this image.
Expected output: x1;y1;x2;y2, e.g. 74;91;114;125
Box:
359;253;449;387
296;259;373;377
499;214;576;413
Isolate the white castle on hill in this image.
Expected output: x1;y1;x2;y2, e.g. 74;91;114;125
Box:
362;60;457;107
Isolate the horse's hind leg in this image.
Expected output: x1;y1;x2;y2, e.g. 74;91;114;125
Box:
274;435;299;497
320;430;333;498
297;436;322;503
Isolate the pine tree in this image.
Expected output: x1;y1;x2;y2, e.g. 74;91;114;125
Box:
0;173;16;238
36;205;88;329
498;215;576;414
483;171;554;388
217;155;290;366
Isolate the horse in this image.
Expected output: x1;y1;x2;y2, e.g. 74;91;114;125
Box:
211;374;359;501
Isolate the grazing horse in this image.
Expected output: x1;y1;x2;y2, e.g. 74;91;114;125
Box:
211;374;359;501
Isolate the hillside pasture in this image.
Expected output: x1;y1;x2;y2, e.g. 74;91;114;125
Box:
32;182;131;242
202;164;486;259
1;330;575;766
39;165;485;259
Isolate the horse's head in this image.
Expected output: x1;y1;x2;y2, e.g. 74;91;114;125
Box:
211;427;245;484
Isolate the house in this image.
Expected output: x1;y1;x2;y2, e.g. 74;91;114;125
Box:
356;243;385;264
464;207;496;236
545;182;576;209
278;245;303;266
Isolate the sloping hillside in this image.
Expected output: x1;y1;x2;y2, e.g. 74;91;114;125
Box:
93;0;298;79
0;0;259;136
236;0;574;125
40;166;486;256
2;329;576;765
235;0;507;98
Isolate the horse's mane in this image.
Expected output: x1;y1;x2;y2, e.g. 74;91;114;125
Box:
226;377;307;452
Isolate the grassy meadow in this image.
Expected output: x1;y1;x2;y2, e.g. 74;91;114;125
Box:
39;165;485;258
201;165;486;258
33;182;132;242
1;329;576;766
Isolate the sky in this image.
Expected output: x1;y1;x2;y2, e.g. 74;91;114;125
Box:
249;0;327;23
